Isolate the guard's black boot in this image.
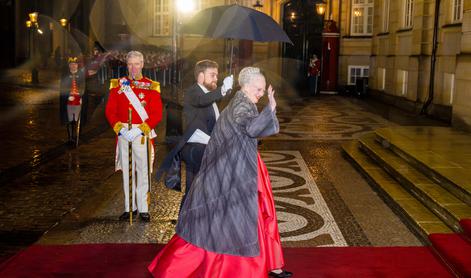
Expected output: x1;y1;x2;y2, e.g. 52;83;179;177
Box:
66;123;74;145
70;121;77;144
139;213;151;222
119;210;137;221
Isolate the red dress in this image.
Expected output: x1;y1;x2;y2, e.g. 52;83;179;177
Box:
148;153;285;277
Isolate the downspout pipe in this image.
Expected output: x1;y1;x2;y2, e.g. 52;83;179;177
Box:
420;0;441;115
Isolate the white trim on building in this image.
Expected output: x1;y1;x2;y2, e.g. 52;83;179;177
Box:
403;0;414;28
452;0;464;23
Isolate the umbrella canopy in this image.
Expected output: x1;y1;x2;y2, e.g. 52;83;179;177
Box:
182;4;292;44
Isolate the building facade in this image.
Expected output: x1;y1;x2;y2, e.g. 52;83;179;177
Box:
340;0;469;130
8;0;471;130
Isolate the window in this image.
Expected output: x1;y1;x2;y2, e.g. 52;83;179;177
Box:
397;70;408;96
378;67;386;90
452;0;463;22
443;73;455;104
403;0;414;28
348;65;369;85
154;0;170;36
382;0;390;32
351;0;374;35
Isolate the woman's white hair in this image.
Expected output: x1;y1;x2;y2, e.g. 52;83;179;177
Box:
238;67;264;87
126;51;144;64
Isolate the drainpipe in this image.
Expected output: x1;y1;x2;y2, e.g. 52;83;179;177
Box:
420;0;441;115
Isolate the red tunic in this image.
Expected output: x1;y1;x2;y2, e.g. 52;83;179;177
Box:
105;76;163;129
308;59;320;76
67;76;81;106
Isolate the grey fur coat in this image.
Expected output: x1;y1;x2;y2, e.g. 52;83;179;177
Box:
176;90;279;257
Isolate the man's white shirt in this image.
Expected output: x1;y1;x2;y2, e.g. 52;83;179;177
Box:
187;84;220;145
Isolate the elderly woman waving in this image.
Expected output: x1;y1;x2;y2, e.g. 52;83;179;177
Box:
148;67;292;278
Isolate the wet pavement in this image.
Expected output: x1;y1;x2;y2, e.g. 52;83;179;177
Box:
0;79;448;264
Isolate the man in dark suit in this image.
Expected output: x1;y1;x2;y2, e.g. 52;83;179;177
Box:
158;60;233;206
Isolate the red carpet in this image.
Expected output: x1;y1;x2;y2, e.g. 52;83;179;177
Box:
429;233;471;277
0;244;453;277
460;219;471;238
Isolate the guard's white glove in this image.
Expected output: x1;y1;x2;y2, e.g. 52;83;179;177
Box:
124;127;143;142
221;75;234;95
119;127;128;136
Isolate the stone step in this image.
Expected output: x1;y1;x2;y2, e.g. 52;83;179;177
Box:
375;127;471;207
358;133;471;233
342;141;452;243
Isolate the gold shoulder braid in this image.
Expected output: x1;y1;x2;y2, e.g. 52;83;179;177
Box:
138;122;151;136
150;81;160;93
113;122;123;135
109;79;119;90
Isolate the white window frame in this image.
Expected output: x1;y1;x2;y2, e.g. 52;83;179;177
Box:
348;65;369;85
403;0;414;28
351;0;374;36
382;0;390;32
397;70;408;96
378;67;386;90
153;0;170;36
452;0;464;23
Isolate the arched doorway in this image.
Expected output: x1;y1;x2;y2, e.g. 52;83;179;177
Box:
282;0;324;91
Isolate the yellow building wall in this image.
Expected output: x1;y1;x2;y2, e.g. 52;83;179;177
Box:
369;0;466;126
454;0;471;130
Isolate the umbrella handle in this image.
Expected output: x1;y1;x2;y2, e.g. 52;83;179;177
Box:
229;39;234;75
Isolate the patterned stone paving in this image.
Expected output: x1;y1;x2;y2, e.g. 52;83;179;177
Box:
263;151;347;246
271;97;395;141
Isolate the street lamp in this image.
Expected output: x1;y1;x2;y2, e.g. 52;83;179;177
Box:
27;12;39;84
316;1;327;17
29;12;38;24
166;0;195;139
176;0;196;14
59;18;68;27
59;18;68;61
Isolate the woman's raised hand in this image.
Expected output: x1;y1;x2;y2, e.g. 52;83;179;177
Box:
267;85;276;111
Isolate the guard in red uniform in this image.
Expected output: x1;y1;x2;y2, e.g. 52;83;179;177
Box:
308;54;321;95
105;51;163;222
59;56;86;145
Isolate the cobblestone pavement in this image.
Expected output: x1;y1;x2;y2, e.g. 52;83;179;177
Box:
1;85;444;263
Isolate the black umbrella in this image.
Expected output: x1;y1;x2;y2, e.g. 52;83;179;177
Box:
182;4;292;72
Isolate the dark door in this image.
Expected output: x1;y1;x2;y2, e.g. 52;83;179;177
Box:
0;0;15;68
282;0;323;90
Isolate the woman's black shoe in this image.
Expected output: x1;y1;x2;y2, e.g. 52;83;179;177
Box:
269;270;293;278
